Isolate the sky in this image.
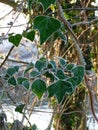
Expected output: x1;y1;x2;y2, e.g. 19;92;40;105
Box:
0;3;27;36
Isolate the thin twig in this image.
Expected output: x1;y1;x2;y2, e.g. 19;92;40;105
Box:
63;7;98;11
0;23;27;29
72;18;98;27
0;57;29;65
0;45;14;68
0;9;14;20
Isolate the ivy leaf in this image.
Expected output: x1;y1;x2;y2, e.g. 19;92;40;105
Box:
59;57;66;67
34;16;61;44
31;79;46;99
35;60;46;71
67;76;79;88
23;30;35;42
72;66;84;85
15;103;25;113
38;0;56;11
56;69;67;79
7;67;17;76
22;80;30;90
47;60;57;71
6;66;19;76
66;66;84;89
14;66;19;72
17;77;28;85
9;34;22;47
48;80;73;103
30;70;41;78
31;124;38;130
8;76;17;86
44;71;54;81
53;31;67;43
24;62;34;74
66;63;76;71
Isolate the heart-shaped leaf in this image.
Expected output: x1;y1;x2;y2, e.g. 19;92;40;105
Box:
31;124;38;130
35;60;46;71
17;77;28;85
34;16;61;44
53;31;67;44
31;79;46;99
44;71;54;81
22;80;30;90
23;30;35;42
38;0;56;11
66;66;84;89
15;103;25;113
56;69;68;79
67;76;79;88
8;76;17;86
66;63;76;71
72;66;84;85
6;66;19;76
59;57;67;67
24;62;34;74
30;70;41;78
48;80;73;103
7;68;16;76
9;34;22;47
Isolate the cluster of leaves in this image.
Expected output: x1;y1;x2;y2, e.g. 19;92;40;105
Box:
4;57;84;106
8;0;67;47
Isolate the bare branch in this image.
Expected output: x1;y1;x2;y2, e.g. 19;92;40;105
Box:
0;45;14;68
72;18;98;27
0;0;16;9
57;0;86;66
0;0;28;13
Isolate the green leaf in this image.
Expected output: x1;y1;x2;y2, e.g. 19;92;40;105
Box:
35;60;46;71
58;31;67;43
8;76;17;86
30;70;41;78
49;60;57;70
23;30;35;42
31;124;38;130
53;31;67;43
31;79;46;99
38;0;56;11
15;103;25;113
48;80;73;103
59;58;66;67
72;66;84;85
6;66;19;76
14;66;19;72
34;16;61;44
7;68;16;76
9;34;22;47
66;63;76;71
17;77;28;85
66;66;84;89
56;69;67;79
67;76;79;88
22;80;30;90
44;71;54;81
24;62;34;74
